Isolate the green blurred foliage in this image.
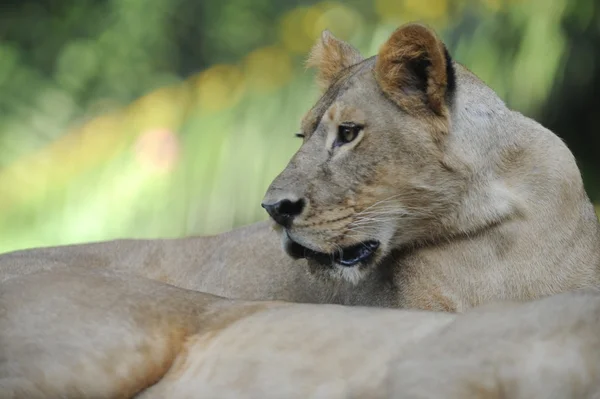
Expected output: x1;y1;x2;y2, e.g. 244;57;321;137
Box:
0;0;598;253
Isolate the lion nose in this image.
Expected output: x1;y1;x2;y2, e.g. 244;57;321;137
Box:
261;198;305;228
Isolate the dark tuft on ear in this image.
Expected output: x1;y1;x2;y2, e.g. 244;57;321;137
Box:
444;46;456;100
375;23;454;133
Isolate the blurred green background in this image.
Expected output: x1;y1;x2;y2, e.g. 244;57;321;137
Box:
0;0;598;253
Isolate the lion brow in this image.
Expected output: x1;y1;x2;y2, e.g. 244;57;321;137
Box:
302;82;347;137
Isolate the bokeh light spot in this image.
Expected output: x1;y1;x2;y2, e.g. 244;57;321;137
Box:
134;128;181;174
244;46;293;91
482;0;503;11
195;65;246;113
374;0;404;22
280;7;322;54
312;3;364;42
375;0;448;25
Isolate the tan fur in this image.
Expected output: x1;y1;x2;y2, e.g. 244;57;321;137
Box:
1;271;600;397
3;21;600;398
0;23;599;311
306;30;363;90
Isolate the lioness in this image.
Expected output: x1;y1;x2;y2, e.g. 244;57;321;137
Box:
2;270;600;398
1;24;599;310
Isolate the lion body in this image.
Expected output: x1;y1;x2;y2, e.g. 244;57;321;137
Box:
1;270;599;398
1;22;600;397
2;61;599;310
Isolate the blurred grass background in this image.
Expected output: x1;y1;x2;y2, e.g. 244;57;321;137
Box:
0;0;598;253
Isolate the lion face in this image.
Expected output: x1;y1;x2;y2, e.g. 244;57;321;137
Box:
262;25;468;283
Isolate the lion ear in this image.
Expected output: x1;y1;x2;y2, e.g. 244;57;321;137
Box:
375;23;455;126
306;30;364;91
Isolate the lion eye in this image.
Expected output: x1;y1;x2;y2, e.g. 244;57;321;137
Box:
334;123;362;147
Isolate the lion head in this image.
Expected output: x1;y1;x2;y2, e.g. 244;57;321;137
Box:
261;24;476;283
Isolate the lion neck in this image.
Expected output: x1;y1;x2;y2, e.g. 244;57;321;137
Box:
383;65;600;310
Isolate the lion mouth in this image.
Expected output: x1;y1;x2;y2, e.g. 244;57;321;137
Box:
284;233;380;267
